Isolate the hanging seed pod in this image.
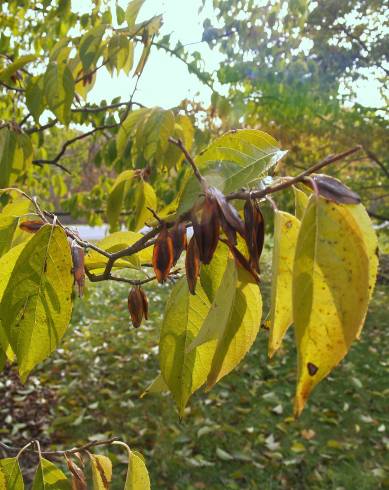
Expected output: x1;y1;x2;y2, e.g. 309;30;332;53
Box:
128;287;148;328
138;286;148;320
152;224;174;283
304;174;361;204
19;219;45;233
170;221;187;266
185;236;200;295
244;199;265;273
70;240;85;297
191;195;220;265
209;187;245;240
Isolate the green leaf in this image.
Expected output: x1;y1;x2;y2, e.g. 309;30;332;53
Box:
0;55;36;82
162;115;194;169
293;185;309;220
89;454;112;490
160;243;262;414
106;34;132;75
0;457;24;489
136;108;175;163
159;277;215;416
107;170;135;230
79;25;105;72
0;128;33;187
131;181;157;231
44;62;74;125
32;458;70;490
114;442;150;490
189;245;262;389
0;197;30;257
293;196;370;416
178;129;285;214
25;76;44;124
116;108;151;157
85;231;152;271
0;225;73;381
126;0;145;28
268;211;300;358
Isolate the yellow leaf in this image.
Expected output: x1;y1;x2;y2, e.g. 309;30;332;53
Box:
89;454;112;490
293;196;370;415
113;442;150;490
293;195;370;416
268;211;300;358
293;185;309;220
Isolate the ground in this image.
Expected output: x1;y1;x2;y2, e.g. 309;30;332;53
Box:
1;250;388;489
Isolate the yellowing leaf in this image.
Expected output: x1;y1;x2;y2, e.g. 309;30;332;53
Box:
89;454;112;490
140;373;169;398
131;181;157;232
85;231;152;271
125;0;145;28
268;211;300;358
343;203;379;338
0;457;24;489
0;225;73;381
79;26;105;72
0;54;36;82
159;277;216;416
293;185;309;220
293;196;370;416
0;242;27;361
32;457;70;490
114;442;150;490
0;197;30;257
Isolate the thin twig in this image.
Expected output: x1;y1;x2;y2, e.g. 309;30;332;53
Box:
168;137;206;186
0;437;119;456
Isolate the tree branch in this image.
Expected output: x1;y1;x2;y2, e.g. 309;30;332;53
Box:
32;123;119;173
168;137;206;186
0;437;119;457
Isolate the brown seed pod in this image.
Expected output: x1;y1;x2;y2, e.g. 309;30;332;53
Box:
191;195;220;265
244;199;265;273
128;287;147;328
304;174;361;204
185;236;200;295
19;219;45;233
70;240;86;297
138;286;148;320
170;221;187;266
152;224;174;283
209;187;245;240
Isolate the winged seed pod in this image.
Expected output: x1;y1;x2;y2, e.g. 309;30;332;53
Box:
191;195;220;265
185;236;200;295
128;287;148;328
304;174;361;204
244;199;265;273
170;221;187;266
70;240;85;297
19;219;45;233
152;224;174;283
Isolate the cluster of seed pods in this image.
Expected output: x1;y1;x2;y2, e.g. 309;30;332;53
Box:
149;187;265;302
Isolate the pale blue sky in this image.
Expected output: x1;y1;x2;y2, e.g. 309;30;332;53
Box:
72;0;384;109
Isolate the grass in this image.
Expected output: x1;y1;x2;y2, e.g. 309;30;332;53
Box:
2;251;389;489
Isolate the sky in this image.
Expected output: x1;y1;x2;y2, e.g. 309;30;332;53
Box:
71;0;384;110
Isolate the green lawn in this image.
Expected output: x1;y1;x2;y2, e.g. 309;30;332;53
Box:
1;253;388;489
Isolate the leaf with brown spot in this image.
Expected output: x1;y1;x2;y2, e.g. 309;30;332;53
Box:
89;454;112;490
152;224;174;283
